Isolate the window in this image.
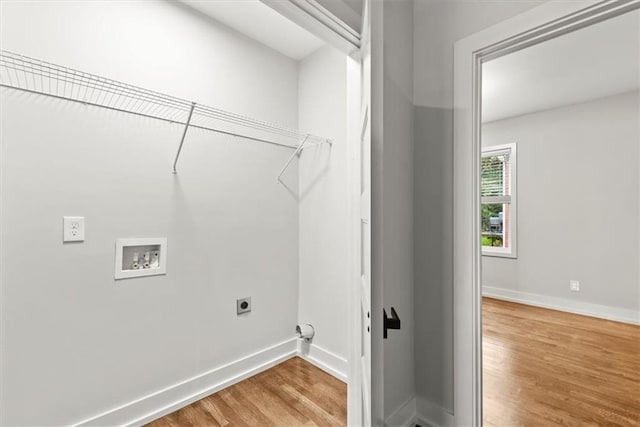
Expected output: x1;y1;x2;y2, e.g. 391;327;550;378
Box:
481;143;516;257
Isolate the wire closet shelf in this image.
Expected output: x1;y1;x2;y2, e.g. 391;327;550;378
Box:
0;50;332;176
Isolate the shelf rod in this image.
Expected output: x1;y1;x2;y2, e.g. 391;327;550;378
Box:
0;84;302;150
172;102;196;174
276;134;310;184
0;50;334;174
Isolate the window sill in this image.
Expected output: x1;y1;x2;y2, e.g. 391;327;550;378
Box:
482;249;517;259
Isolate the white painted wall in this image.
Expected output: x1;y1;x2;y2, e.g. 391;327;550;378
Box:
382;0;415;419
297;45;350;374
413;0;545;109
0;1;301;425
482;91;640;312
412;0;544;416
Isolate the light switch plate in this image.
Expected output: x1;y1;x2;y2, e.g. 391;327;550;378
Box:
63;216;85;242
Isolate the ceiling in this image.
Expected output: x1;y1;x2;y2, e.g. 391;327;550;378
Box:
180;0;325;60
482;9;640;123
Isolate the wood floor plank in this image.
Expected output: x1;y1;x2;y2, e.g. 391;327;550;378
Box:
483;297;640;427
146;357;346;427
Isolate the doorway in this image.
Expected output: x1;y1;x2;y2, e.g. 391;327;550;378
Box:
454;1;640;425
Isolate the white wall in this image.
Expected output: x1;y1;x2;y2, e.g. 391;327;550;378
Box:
413;0;545;109
382;0;415;419
0;1;301;425
412;0;544;416
297;45;350;373
0;1;299;124
482;91;640;313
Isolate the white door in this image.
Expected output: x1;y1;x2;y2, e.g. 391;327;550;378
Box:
354;0;372;424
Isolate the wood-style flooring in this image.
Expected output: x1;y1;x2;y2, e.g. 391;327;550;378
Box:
146;357;346;427
483;297;640;426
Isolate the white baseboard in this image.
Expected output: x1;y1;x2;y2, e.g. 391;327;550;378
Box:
483;286;640;325
71;337;349;426
385;396;417;427
416;397;454;427
297;340;348;382
384;396;453;427
72;337;298;426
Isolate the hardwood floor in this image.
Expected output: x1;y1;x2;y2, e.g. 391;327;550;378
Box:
483;297;640;427
146;357;346;427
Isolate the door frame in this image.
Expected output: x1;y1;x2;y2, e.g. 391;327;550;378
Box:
259;0;361;54
452;0;640;425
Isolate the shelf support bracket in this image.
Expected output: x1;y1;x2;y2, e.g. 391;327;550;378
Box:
276;134;310;184
172;102;197;174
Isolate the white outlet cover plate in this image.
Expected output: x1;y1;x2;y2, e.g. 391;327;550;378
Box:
63;216;85;242
570;280;580;291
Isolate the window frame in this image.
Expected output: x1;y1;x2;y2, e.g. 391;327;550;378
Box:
481;142;517;258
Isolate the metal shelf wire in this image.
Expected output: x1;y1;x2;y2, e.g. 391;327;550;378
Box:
0;50;332;174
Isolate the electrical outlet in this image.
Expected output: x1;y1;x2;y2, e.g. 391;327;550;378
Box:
570;280;580;292
63;216;85;242
237;297;251;314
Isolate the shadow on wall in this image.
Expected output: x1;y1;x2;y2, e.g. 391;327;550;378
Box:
413;105;454;413
298;143;332;201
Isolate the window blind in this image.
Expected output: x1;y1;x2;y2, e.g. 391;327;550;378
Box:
482;149;511;202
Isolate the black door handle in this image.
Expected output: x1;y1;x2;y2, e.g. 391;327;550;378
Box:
383;307;401;339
